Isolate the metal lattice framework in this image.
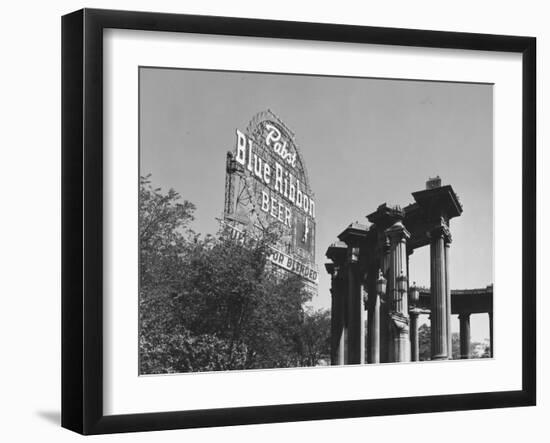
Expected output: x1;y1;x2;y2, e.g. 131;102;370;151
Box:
223;110;318;287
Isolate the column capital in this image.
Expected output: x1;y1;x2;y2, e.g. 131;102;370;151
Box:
428;223;451;243
325;241;347;266
385;220;411;242
408;307;422;316
458;312;471;320
366;203;405;229
338;222;368;247
325;262;346;282
390;312;409;331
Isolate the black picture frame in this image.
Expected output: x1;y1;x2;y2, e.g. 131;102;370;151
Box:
61;8;536;435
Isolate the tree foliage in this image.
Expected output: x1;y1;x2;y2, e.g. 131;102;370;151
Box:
418;323;431;361
139;174;196;291
139;175;329;374
417;323;489;360
297;308;331;367
451;332;460;359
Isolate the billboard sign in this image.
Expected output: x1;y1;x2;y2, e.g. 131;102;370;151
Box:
223;110;318;285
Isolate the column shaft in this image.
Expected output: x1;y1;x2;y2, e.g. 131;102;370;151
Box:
366;266;380;364
379;244;390;363
389;238;407;315
410;311;419;361
445;241;452;359
369;296;380;363
330;287;338;365
459;313;471;359
386;222;410;363
347;258;363;364
360;288;365;364
340;275;348;364
430;231;448;360
489;312;494;358
330;274;347;365
379;298;389;363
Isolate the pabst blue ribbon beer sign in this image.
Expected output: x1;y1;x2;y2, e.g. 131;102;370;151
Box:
264;123;297;168
234;127;316;227
224;111;317;285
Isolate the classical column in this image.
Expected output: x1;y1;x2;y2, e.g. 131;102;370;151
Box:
430;225;449;360
407;251;420;362
346;246;363;364
338;224;367;365
459;313;471;359
445;238;452;359
366;266;381;364
386;221;411;363
338;268;348;365
327;263;346;365
489;312;494;357
328;264;338;365
359;283;367;364
360;285;366;364
368;295;380;363
409;309;420;361
326;243;348;364
379;237;391;363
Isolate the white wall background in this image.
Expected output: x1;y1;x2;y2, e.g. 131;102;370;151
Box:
0;0;545;441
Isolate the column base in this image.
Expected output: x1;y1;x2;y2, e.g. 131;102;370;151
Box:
431;353;449;360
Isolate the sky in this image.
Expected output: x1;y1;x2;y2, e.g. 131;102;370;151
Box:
140;67;493;342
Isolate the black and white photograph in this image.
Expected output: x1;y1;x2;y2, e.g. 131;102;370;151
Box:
138;67;493;375
0;0;545;441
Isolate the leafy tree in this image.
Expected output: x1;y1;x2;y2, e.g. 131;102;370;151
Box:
451;332;461;359
415;324;488;361
296;308;331;367
139;175;328;374
139;174;195;292
418;323;431;361
176;233;312;370
470;340;491;358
